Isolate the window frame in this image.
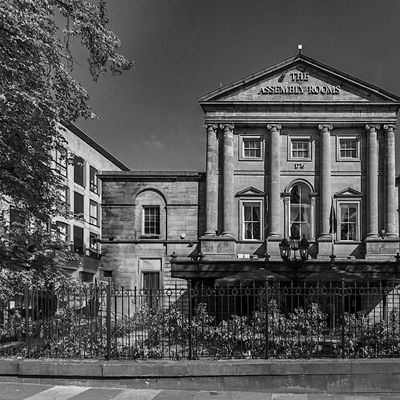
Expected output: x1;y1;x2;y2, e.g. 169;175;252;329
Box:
337;201;360;242
336;135;360;161
59;186;69;206
74;191;84;217
89;232;99;254
142;205;161;236
56;221;70;243
55;146;68;177
89;200;99;226
288;136;312;161
73;225;84;254
288;183;312;240
89;166;99;194
73;155;85;187
239;135;263;161
240;199;263;241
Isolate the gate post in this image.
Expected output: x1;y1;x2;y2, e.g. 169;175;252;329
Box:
24;284;31;358
265;279;269;359
106;281;112;360
188;279;192;360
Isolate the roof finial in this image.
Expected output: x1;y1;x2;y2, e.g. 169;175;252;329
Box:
298;44;302;55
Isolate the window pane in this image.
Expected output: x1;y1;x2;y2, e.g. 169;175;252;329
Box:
340;203;358;240
74;156;85;186
290;183;311;239
291;139;309;158
340;139;357;158
90;166;98;194
74;192;84;215
143;272;160;308
243;138;261;158
89;200;98;225
55;146;67;177
144;206;160;235
89;232;99;252
73;225;84;254
56;222;69;242
243;202;261;240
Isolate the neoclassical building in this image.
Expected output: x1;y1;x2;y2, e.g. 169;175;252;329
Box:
99;53;400;290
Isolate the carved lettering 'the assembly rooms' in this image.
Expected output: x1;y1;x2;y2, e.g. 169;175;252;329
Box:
259;85;341;95
259;70;341;95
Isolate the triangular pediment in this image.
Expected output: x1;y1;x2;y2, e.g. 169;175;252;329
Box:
334;187;363;198
200;54;400;104
235;186;265;197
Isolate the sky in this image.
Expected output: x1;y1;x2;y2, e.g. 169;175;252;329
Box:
72;0;400;172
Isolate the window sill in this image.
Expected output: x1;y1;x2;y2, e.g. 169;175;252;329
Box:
238;239;263;243
239;157;264;162
335;240;361;244
140;235;160;239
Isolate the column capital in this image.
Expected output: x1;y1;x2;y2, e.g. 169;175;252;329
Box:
267;124;282;132
219;123;234;132
318;124;333;132
365;124;380;132
205;124;218;132
383;124;397;132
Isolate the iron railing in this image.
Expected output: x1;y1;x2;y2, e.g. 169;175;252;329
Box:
1;280;400;360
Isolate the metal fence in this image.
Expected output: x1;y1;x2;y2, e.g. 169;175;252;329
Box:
1;280;400;360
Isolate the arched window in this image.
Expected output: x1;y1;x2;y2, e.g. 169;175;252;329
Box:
290;183;311;240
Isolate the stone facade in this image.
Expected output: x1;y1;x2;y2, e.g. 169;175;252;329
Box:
100;53;400;289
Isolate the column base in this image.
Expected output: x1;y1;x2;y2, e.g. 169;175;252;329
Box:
204;231;218;237
365;233;379;239
318;233;333;241
268;233;282;240
385;232;398;238
221;232;235;237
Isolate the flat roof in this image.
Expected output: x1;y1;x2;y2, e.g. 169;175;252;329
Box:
65;123;130;171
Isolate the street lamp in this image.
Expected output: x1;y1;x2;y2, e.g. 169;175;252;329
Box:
279;235;309;262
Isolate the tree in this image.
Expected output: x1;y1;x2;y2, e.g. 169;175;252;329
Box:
0;0;133;294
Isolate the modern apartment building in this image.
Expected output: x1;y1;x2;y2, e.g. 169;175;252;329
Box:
54;124;129;280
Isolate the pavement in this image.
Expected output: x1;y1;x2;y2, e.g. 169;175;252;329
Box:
1;383;400;400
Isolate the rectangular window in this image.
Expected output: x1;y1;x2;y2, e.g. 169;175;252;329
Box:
73;225;84;254
242;137;262;159
339;203;358;241
56;221;69;242
55;146;67;177
59;186;69;205
90;166;99;194
242;201;261;240
143;206;160;235
89;232;99;253
74;155;85;186
291;139;310;159
89;200;99;226
74;191;84;216
339;138;358;159
142;272;160;308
